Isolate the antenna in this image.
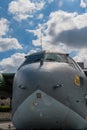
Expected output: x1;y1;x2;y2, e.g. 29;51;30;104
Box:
40;30;43;51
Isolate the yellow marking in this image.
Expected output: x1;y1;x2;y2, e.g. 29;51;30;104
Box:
74;75;80;87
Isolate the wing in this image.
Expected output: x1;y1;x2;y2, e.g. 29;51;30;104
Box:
0;73;15;99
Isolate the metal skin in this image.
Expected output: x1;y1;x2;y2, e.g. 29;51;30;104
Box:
12;51;87;129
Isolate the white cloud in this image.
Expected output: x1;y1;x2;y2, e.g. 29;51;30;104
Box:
74;49;87;68
27;10;87;65
0;18;9;37
49;11;87;49
27;48;41;55
0;48;42;73
8;0;45;21
28;11;87;49
37;14;44;19
0;53;25;73
74;13;87;28
80;0;87;8
58;0;63;7
8;0;56;21
47;0;54;3
0;18;22;52
0;38;22;52
27;24;44;46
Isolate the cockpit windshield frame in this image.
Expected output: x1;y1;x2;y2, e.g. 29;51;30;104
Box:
18;51;82;72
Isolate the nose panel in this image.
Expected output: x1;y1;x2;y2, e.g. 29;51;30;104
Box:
12;90;87;129
12;90;67;129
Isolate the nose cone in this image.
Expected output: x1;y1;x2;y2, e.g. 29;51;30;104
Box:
12;90;65;129
12;90;87;129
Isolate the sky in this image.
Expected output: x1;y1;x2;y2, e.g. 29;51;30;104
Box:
0;0;87;72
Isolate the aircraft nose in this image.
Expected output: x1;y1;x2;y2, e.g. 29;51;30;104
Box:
12;89;87;129
12;90;68;129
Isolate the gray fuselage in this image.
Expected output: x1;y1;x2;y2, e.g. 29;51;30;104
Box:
12;51;87;129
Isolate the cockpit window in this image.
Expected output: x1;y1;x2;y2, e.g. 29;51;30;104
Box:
45;53;68;63
18;51;81;72
18;52;44;70
18;52;68;70
23;53;44;65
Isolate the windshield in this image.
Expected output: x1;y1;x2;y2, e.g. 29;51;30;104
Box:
18;52;68;69
18;52;81;72
45;53;68;63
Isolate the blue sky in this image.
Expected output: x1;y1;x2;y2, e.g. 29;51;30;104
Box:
0;0;87;72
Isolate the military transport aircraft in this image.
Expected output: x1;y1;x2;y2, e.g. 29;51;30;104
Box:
0;50;87;130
